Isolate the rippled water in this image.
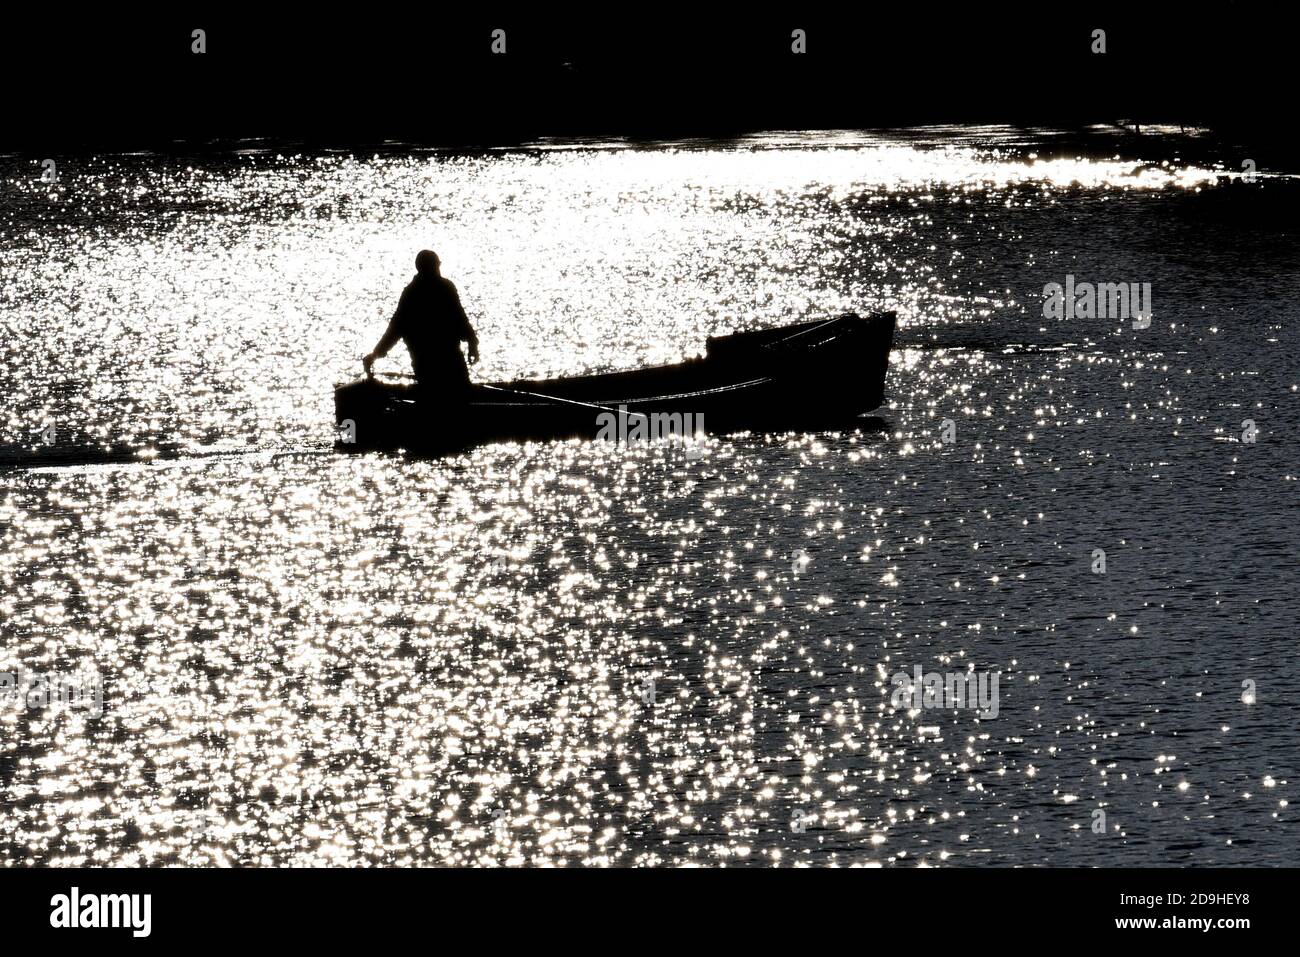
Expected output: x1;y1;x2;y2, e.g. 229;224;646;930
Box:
2;129;1297;866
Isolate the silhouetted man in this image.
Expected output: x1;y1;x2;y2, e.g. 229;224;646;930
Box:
364;250;479;396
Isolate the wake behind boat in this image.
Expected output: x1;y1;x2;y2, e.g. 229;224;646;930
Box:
334;311;896;454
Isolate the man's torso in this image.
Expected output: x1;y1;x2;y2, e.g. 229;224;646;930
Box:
396;276;468;382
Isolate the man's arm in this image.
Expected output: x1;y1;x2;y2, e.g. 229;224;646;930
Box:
372;315;403;358
363;292;407;374
448;281;479;364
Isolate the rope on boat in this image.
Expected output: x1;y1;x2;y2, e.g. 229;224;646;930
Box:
481;384;649;422
369;372;649;421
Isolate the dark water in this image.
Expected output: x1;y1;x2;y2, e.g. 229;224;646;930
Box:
1;128;1297;865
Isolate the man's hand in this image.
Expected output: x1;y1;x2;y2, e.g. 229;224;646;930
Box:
362;353;376;377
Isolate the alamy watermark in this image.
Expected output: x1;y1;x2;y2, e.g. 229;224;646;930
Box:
1043;275;1153;329
50;887;150;937
889;665;1000;719
1;668;103;718
595;407;705;455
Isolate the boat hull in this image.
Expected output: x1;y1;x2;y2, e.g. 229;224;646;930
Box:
334;311;895;454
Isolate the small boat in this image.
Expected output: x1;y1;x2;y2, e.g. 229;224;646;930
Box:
334;311;896;454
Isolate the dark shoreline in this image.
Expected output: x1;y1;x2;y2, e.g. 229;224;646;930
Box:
8;126;1300;180
5;12;1297;166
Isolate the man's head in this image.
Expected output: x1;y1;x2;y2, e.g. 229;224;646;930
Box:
415;250;441;276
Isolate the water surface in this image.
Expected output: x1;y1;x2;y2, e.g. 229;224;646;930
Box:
1;128;1297;865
